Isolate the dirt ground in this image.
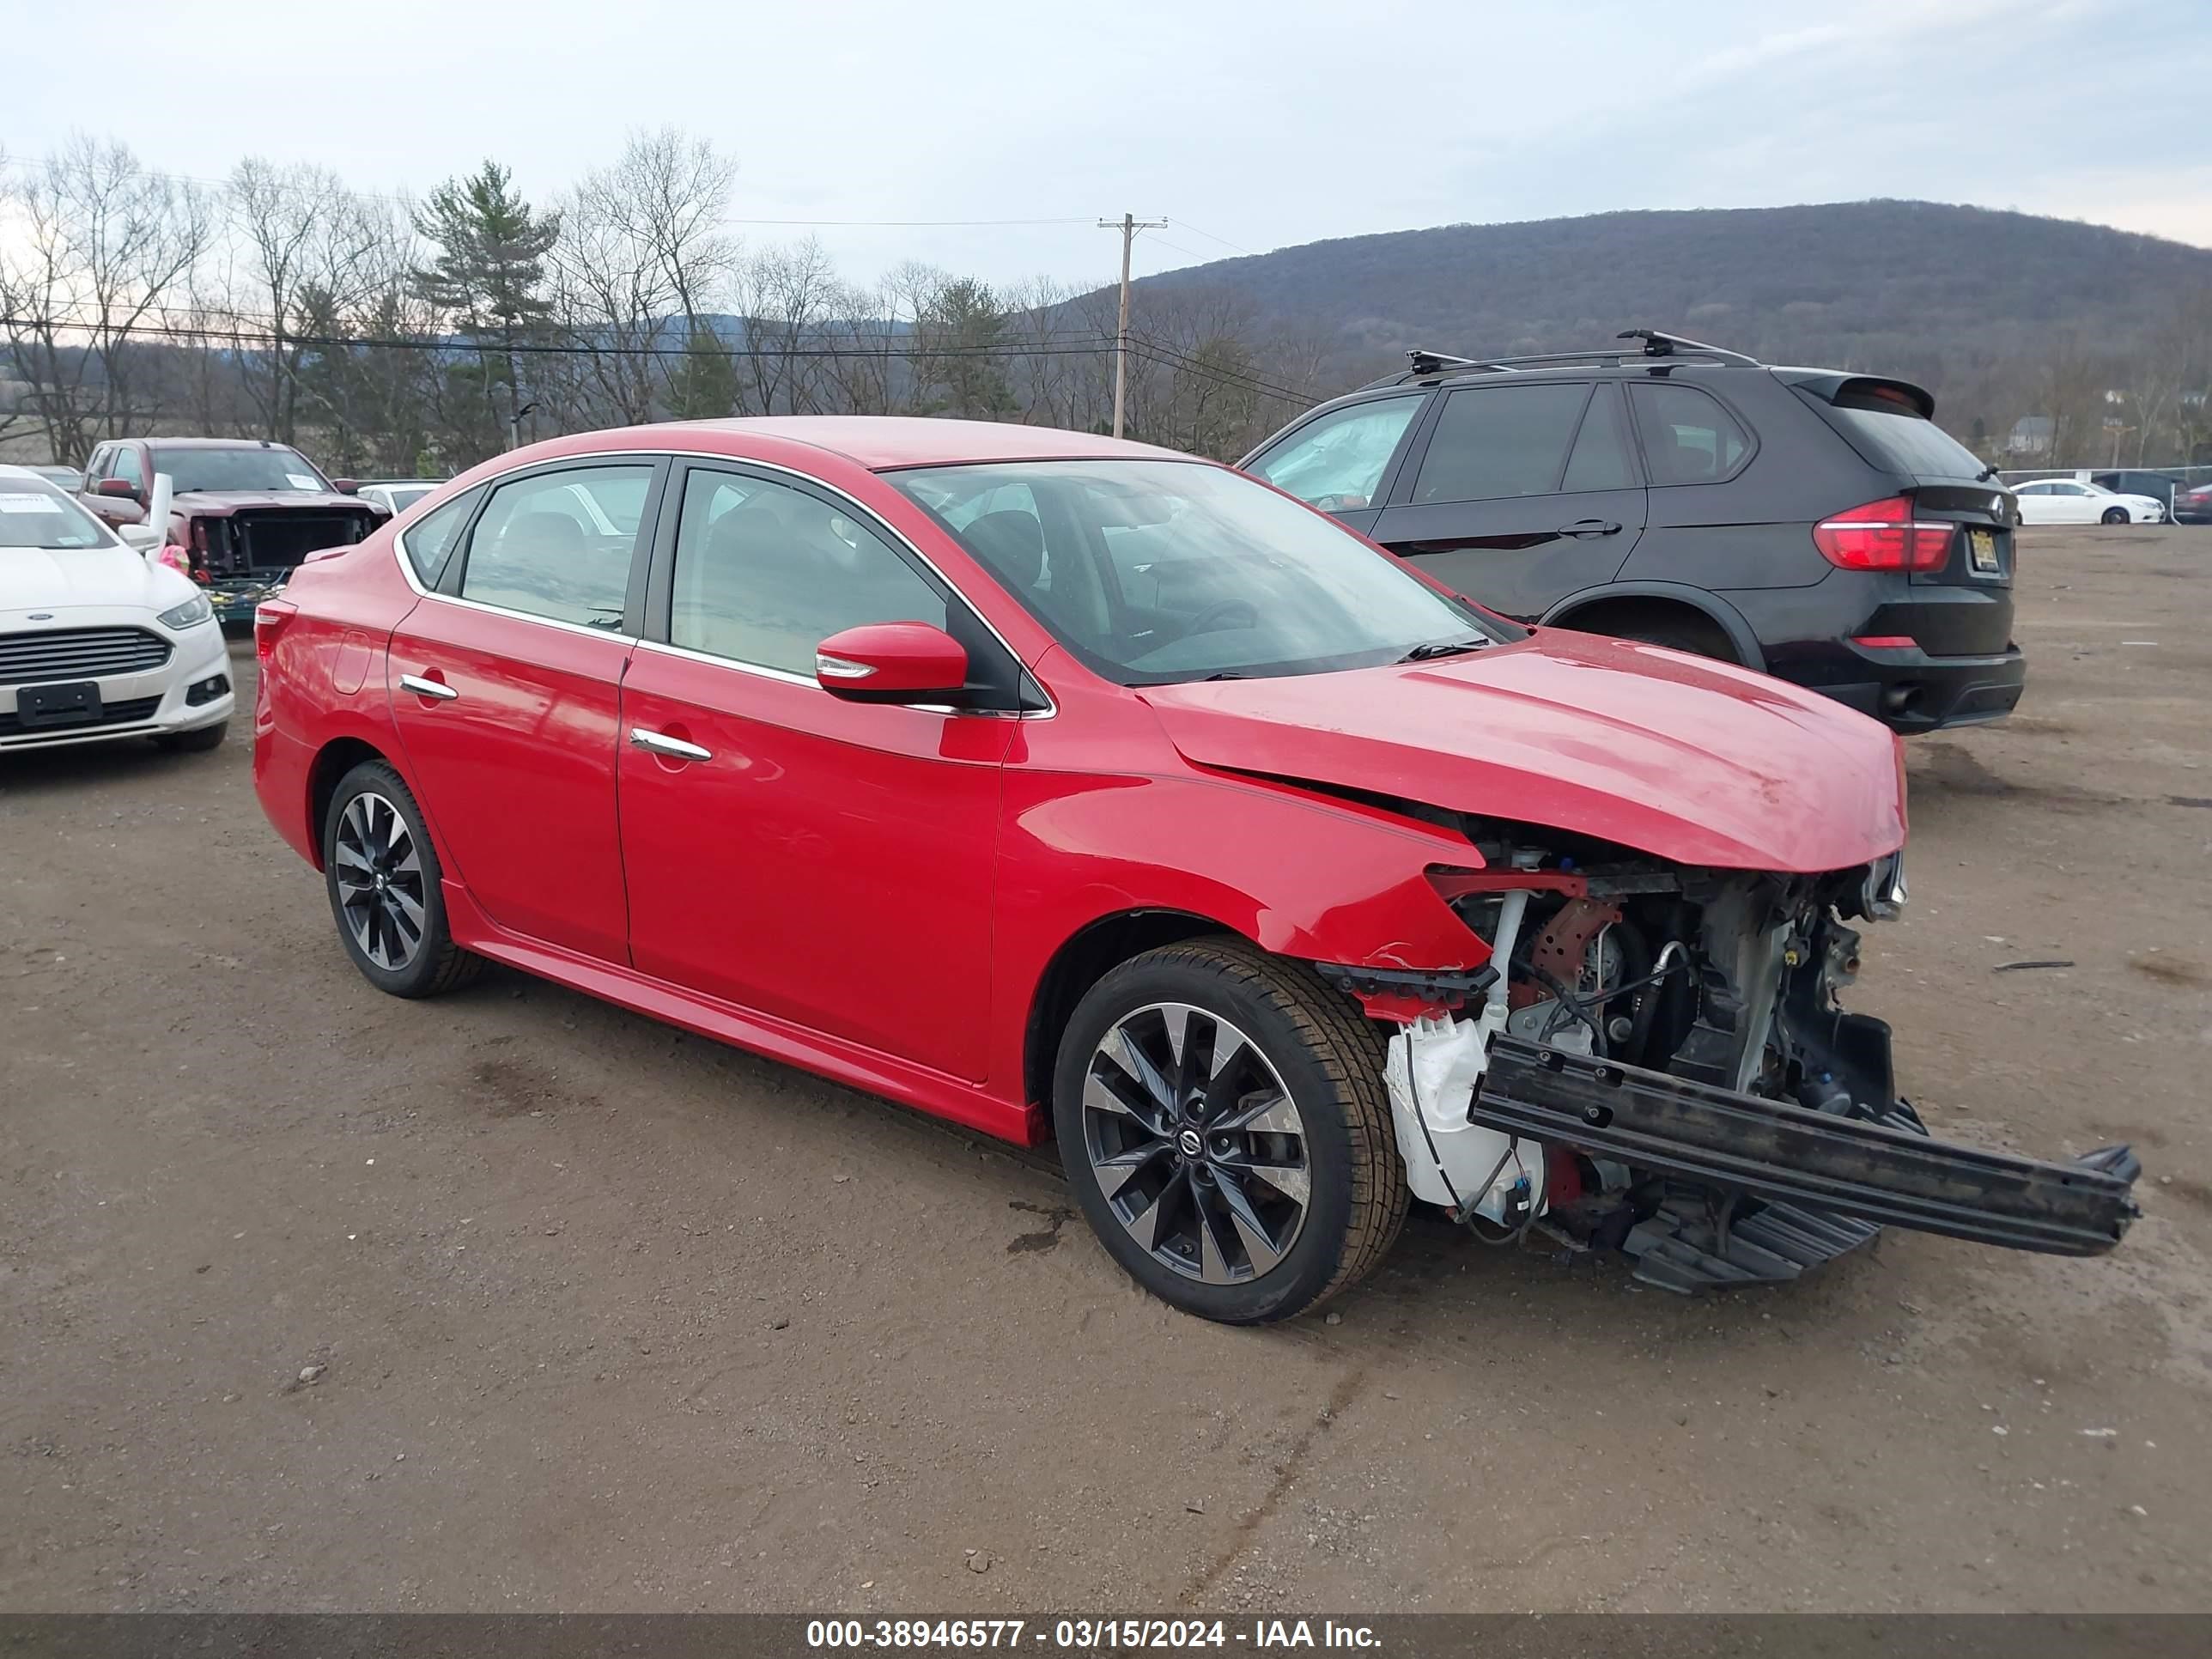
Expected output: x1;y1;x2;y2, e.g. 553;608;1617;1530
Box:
3;525;2209;1613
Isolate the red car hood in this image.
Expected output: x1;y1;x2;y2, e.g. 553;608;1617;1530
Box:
1138;633;1905;873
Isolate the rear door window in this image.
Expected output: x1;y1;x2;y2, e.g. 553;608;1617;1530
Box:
1628;382;1752;485
1409;383;1590;504
457;465;654;629
1248;397;1423;511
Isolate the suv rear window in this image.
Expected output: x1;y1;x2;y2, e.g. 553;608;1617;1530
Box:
1820;403;1989;481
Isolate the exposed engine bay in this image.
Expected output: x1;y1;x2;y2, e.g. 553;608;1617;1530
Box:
1325;822;2140;1291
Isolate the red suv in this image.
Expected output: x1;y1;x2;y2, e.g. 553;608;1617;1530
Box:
252;418;2136;1321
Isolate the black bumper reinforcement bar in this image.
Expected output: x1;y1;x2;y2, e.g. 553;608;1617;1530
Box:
1474;1036;2139;1257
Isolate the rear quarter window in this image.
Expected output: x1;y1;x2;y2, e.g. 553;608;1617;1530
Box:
1626;382;1752;486
397;486;483;586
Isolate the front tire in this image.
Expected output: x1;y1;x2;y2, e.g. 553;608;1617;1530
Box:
1053;939;1407;1323
321;760;483;999
2101;507;2128;525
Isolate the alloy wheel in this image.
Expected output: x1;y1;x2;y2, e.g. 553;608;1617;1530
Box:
332;792;428;971
1079;1001;1311;1284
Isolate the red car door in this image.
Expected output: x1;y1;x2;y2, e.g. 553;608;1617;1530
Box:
386;458;665;964
617;463;1013;1083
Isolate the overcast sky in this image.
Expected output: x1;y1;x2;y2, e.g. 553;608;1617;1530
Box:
6;0;2208;289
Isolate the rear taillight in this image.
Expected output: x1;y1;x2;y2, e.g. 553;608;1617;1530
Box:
1813;496;1954;573
253;599;297;664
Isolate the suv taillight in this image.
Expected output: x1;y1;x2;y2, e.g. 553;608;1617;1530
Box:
1813;496;1953;573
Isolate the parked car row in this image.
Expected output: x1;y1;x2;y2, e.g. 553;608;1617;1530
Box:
73;439;392;627
0;465;234;754
246;409;2138;1322
2012;477;2167;525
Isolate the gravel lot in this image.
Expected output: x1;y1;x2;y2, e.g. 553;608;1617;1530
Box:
3;524;2208;1613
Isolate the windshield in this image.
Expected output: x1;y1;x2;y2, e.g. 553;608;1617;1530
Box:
890;459;1514;685
0;481;114;550
152;446;331;495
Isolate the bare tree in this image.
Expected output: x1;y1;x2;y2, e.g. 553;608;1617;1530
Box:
734;238;842;415
0;136;211;464
550;176;674;428
222;159;405;443
553;130;740;422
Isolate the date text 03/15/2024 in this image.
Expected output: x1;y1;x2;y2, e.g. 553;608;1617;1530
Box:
805;1620;1382;1650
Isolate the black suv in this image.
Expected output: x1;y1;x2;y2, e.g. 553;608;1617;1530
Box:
1240;331;2024;733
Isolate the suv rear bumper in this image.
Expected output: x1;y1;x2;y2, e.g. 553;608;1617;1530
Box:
1775;638;2027;733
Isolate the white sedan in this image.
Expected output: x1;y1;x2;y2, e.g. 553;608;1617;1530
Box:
1;465;234;755
2012;477;2167;526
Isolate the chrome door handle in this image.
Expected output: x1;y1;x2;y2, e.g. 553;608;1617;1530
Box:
629;727;712;763
399;673;459;701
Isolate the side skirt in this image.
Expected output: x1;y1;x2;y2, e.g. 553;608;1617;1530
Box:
442;882;1045;1146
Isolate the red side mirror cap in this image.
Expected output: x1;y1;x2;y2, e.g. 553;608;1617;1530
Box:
813;622;969;703
97;477;141;500
331;478;360;495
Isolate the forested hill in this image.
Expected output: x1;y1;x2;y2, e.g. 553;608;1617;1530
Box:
1128;200;2212;397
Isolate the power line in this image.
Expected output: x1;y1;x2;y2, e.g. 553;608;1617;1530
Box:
1167;218;1257;257
0;157;1102;232
0;313;1117;362
1127;338;1315;404
1128;345;1309;407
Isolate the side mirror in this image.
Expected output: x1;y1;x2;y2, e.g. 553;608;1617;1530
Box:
98;477;142;501
331;478;360;495
118;523;161;551
813;623;969;703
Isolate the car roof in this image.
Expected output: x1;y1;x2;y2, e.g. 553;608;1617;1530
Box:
0;464;58;483
653;416;1191;471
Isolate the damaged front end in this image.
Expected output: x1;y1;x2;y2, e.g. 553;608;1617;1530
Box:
1322;829;2139;1292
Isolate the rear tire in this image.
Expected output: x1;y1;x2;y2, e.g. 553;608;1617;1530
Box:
2100;507;2128;525
321;760;483;999
1053;938;1407;1323
156;719;228;753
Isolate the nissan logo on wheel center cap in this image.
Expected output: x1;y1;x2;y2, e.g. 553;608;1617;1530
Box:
1177;1127;1205;1158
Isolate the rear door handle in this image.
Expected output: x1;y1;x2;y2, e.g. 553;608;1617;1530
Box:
398;672;459;702
1559;519;1623;538
629;727;712;763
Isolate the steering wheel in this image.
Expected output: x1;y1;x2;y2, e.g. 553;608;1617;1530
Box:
1184;599;1260;636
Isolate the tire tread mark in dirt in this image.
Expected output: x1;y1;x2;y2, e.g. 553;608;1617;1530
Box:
1178;1362;1372;1605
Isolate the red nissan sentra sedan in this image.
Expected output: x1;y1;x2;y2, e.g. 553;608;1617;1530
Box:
252;418;2136;1322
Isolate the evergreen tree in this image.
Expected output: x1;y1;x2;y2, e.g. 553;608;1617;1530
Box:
669;319;740;419
410;161;560;452
915;278;1016;419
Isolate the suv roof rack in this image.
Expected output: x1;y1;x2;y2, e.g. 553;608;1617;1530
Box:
1373;329;1762;388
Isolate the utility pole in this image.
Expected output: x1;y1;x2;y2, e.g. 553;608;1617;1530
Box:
1099;213;1166;440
